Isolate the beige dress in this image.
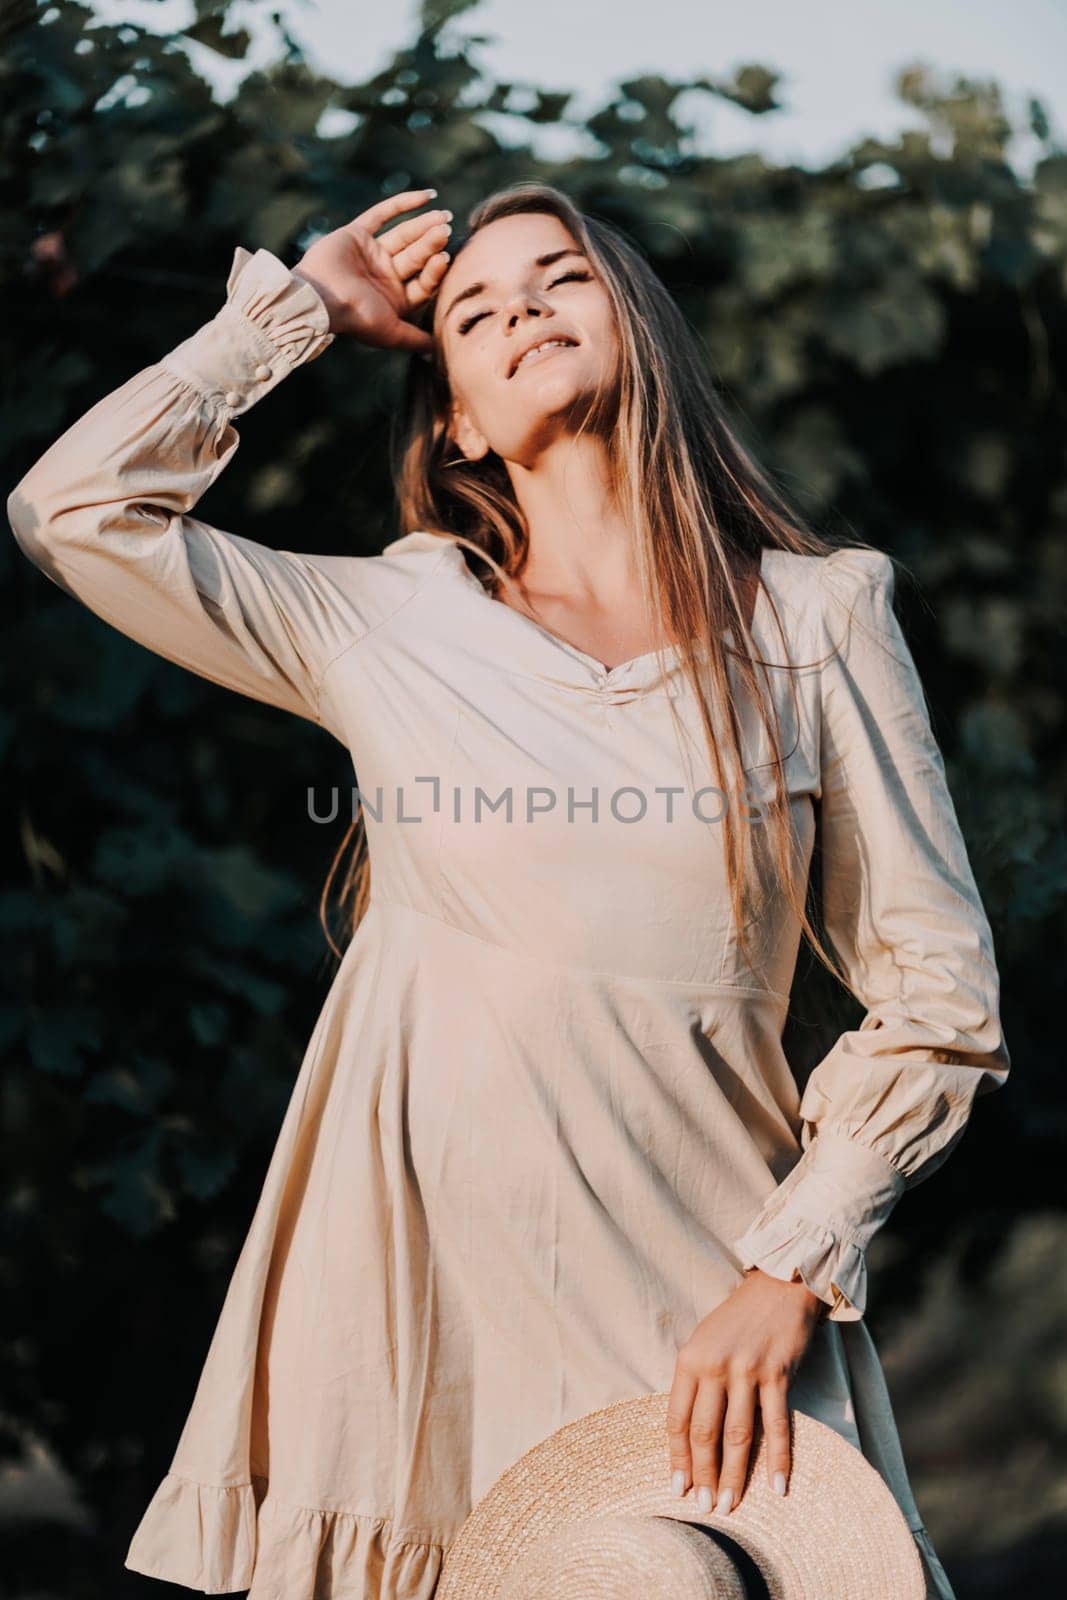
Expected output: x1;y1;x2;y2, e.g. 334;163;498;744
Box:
6;246;1010;1600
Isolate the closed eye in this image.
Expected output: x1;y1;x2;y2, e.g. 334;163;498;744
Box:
456;269;593;335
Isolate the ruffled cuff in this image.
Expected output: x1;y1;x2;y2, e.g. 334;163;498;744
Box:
159;245;335;419
731;1129;907;1321
123;1470;259;1591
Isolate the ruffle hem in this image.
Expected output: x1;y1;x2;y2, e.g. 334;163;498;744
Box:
124;1470;445;1598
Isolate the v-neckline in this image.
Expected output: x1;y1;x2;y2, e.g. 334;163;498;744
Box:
446;540;770;684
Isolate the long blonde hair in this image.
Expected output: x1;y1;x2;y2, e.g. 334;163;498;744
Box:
320;181;887;995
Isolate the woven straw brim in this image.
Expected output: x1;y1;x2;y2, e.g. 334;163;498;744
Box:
498;1513;749;1598
435;1392;927;1600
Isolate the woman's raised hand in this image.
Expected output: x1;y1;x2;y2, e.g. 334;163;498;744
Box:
291;188;452;355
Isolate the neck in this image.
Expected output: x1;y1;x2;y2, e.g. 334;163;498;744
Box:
503;433;637;603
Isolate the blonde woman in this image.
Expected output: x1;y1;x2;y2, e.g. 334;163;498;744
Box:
7;184;1009;1600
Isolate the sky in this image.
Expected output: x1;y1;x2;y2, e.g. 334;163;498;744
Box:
88;0;1066;174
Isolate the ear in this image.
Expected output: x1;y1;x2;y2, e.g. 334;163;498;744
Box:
449;401;490;463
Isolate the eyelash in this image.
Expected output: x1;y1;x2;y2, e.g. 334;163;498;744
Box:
456;269;593;335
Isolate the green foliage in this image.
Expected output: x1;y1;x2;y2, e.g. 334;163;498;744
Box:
2;1;1065;1592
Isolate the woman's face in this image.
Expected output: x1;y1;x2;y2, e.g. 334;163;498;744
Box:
431;211;619;467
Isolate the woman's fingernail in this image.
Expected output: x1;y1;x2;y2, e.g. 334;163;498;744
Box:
671;1470;686;1497
425;188;438;197
716;1486;734;1514
697;1485;712;1513
773;1471;787;1496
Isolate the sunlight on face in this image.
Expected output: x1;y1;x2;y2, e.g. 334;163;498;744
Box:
430;211;619;466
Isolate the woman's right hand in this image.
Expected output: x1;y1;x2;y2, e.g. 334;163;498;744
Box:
291;188;452;355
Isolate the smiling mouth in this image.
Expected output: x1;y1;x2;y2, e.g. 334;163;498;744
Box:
509;337;579;377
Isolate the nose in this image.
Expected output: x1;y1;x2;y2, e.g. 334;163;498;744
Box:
504;290;551;330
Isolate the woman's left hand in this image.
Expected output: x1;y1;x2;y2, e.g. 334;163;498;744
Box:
666;1267;828;1515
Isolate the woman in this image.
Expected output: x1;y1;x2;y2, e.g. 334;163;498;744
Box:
7;182;1009;1599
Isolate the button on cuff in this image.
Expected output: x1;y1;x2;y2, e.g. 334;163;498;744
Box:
253;363;273;382
224;390;243;408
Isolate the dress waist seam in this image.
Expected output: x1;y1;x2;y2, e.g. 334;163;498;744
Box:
366;893;789;1000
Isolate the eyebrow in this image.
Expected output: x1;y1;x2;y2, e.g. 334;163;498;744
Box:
441;249;588;324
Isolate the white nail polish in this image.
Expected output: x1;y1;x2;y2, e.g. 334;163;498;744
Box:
671;1470;686;1497
697;1485;712;1513
716;1486;734;1514
773;1471;787;1496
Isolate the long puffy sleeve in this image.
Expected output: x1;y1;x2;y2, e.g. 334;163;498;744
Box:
732;546;1011;1321
6;245;373;740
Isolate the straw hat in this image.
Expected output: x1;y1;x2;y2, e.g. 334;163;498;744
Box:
435;1391;926;1599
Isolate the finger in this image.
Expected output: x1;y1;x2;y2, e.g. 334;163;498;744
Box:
759;1378;791;1496
383;316;435;356
378;210;451;263
406;250;452;309
689;1379;727;1514
716;1378;756;1514
665;1362;699;1499
349;188;440;235
391;220;453;283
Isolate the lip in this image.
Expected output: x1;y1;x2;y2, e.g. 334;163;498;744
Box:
508;334;579;378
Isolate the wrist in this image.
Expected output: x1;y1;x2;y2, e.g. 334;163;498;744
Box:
743;1266;829;1322
290;264;341;333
